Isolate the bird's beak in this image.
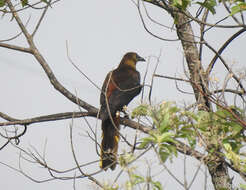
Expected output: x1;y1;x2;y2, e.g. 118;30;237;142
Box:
136;54;146;62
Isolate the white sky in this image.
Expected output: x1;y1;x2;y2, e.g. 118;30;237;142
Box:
0;0;245;189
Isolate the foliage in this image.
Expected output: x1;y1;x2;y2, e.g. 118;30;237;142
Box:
240;184;246;190
132;102;245;169
0;0;5;7
0;0;49;8
171;0;191;10
103;152;163;190
150;0;246;16
230;1;246;15
196;0;217;14
125;171;162;190
2;0;245;16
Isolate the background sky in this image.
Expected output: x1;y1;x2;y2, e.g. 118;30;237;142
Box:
0;0;245;189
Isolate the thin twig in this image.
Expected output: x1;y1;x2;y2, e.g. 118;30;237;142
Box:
148;51;161;104
206;28;246;78
69;121;103;188
66;41;102;92
205;40;246;94
32;0;52;36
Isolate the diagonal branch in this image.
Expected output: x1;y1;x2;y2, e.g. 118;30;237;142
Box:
206;28;246;76
204;41;246;94
6;0;98;113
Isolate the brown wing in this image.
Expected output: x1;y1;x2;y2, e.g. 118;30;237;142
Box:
100;67;141;121
100;71;117;121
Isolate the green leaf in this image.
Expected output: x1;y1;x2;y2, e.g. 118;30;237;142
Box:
138;136;154;149
159;113;170;132
159;132;175;143
196;0;216;14
173;0;190;10
231;123;242;135
152;181;163;190
169;106;180;114
184;111;198;121
166;144;178;157
131;174;145;185
230;2;246;16
0;0;5;7
240;184;246;190
131;104;148;118
21;0;28;7
159;149;170;162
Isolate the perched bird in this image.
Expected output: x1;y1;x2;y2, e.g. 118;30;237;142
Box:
99;52;145;170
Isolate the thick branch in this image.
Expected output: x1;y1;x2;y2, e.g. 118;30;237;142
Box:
174;10;211;111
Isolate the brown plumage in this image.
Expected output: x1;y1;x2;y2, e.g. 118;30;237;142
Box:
99;52;145;170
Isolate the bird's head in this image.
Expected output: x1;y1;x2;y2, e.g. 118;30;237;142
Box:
120;52;145;70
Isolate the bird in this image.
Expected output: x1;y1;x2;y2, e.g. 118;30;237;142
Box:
99;52;145;171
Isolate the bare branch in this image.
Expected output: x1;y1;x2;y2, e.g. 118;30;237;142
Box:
66;41;101;92
154;74;190;83
0;15;31;43
148;51;161;104
0;111;95;127
206;28;246;78
137;0;178;42
199;8;209;61
0;42;32;53
205;40;246;94
32;0;52;37
69;122;104;188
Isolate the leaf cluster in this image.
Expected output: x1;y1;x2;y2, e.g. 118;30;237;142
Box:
125;172;162;190
167;0;246;16
132;102;245;170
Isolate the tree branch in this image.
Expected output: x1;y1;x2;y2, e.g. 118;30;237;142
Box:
32;0;51;37
6;0;98;113
206;28;246;79
0;111;96;126
204;40;246;94
0;42;32;53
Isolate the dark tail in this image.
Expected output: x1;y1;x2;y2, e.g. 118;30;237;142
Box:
100;115;120;171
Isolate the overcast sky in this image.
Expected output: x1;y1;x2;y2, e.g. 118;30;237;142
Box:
0;0;245;189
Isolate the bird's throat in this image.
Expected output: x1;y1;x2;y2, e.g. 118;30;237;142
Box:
124;60;136;70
